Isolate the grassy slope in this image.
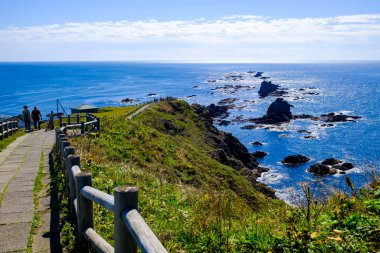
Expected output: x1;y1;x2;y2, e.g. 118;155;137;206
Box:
72;101;285;252
68;101;380;252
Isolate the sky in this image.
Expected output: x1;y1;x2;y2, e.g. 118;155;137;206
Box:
0;0;380;62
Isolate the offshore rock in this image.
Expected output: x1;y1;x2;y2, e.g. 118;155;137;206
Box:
281;155;310;165
321;112;361;122
252;151;268;159
308;163;337;176
250;98;293;124
258;80;280;97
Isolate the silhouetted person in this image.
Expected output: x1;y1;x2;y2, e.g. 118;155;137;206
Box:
32;106;42;130
22;105;31;132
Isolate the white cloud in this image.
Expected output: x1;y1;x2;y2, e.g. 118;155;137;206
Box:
0;14;379;61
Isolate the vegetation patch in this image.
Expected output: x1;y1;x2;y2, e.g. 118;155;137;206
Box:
58;100;379;252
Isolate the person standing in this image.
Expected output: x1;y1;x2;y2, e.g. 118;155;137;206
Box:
22;105;31;132
31;106;42;130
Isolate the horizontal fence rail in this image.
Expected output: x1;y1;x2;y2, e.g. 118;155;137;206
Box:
56;124;167;253
0;120;19;141
59;113;100;135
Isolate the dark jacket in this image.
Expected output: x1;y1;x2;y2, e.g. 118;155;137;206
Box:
31;109;41;120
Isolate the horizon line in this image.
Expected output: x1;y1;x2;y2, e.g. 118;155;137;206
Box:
1;59;380;64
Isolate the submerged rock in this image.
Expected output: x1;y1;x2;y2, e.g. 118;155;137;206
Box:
250;141;264;146
282;155;310;165
217;98;239;105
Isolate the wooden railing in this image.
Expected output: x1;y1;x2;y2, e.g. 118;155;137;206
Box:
55;125;167;253
59;113;100;135
0;120;18;141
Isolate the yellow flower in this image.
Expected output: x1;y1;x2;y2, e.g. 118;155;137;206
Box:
310;232;318;239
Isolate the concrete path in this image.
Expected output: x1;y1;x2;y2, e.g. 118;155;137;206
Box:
0;130;55;253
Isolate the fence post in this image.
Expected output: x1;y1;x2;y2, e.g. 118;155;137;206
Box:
76;114;80;124
61;140;70;160
75;172;93;251
57;134;66;155
96;117;100;132
4;121;8;138
64;146;75;192
114;186;138;253
0;123;3;140
81;121;85;135
67;154;80;210
8;121;12;136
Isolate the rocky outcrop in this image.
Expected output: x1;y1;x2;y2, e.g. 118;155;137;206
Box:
121;98;139;103
217;98;239;105
252;151;268;159
281;155;310;165
258;81;279;97
254;72;264;77
321;112;361;122
192;103;230;119
250;98;293;124
308;158;355;176
308;163;336;176
322;158;342;165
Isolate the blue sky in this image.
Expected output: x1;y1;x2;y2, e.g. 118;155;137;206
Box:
1;0;380;62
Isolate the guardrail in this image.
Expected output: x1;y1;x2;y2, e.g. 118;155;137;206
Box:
55;126;167;253
59;113;100;135
0;120;19;141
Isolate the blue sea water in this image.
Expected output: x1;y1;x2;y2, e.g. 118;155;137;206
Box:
0;62;379;202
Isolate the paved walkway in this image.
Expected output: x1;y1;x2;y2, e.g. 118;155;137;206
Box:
0;130;55;253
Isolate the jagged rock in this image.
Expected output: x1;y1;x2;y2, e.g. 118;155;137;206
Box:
220;133;259;169
257;166;270;173
281;155;310;165
192;104;230;119
241;125;258;129
254;72;264;77
267;98;293;119
308;163;337;176
321;112;361;122
121;98;138;103
303;135;317;139
252;151;268;158
250;98;293;124
334;162;355;171
217;98;239;105
258;81;279;97
297;130;312;134
322;158;342;165
293;114;319;121
217;120;231;126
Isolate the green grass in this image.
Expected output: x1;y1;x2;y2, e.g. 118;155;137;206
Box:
0;130;25;152
56;100;380;252
27;148;45;252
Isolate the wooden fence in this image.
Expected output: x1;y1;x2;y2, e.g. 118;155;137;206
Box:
56;116;167;253
59;113;101;135
0;120;18;141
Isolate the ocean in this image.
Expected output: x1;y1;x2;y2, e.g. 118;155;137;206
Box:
0;62;379;203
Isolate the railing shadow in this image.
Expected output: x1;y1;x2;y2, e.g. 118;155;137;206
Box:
44;152;63;253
